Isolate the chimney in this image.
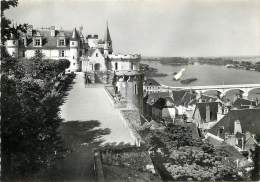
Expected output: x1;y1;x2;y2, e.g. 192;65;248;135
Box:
50;26;56;37
206;104;210;122
234;120;242;135
27;24;33;37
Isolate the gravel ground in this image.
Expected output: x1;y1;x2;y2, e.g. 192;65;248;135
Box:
60;72;135;145
42;72;136;181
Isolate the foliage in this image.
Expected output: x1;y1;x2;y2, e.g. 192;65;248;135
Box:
1;52;72;180
143;124;243;181
1;0;27;43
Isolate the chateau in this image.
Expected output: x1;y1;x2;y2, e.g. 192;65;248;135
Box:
5;23;144;111
5;23;141;73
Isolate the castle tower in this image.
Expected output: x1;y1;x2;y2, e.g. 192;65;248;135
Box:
114;70;144;113
69;27;80;72
5;33;18;58
104;22;113;56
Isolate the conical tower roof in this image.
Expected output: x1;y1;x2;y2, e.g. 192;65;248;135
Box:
104;22;112;42
71;27;80;40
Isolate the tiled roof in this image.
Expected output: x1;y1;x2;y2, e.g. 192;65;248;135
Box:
208;108;260;142
179;92;197;106
194;102;220;121
171;90;188;105
152;97;174;109
232;98;256;109
24;28;82;49
146;92;169;105
144;78;160;86
71;28;80;40
87;48;97;57
104;23;112;42
200;94;218;102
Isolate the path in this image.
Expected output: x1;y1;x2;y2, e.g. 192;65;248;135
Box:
41;73;135;181
60;72;135;145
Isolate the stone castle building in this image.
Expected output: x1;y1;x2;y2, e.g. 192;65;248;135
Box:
5;23;140;73
5;22;143;111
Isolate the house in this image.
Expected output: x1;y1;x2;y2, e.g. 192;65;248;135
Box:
232;98;257;109
151;96;175;123
143;92;169;121
192;101;224;130
174;92;197;119
207;108;260;152
143;78;161;94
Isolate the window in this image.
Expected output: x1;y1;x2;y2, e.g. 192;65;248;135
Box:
59;50;65;57
34;39;41;46
71;42;74;46
115;62;118;70
134;84;137;95
59;39;65;46
96;53;98;57
22;50;25;57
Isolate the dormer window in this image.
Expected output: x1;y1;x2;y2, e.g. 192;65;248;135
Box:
34;38;41;47
59;39;65;46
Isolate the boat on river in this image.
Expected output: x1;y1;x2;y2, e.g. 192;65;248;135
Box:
180;78;197;84
173;68;185;80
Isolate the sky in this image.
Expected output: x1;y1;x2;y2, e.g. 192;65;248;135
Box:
5;0;260;57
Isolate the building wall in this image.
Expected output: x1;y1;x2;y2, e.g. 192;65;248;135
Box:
193;109;202;128
22;49;78;72
116;74;144;112
88;38;99;48
152;107;162;121
5;40;18;57
86;49;107;72
111;60;139;71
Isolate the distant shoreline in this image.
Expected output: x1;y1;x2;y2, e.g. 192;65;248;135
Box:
141;57;260;72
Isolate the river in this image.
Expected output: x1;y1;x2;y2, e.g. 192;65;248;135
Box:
141;60;260;99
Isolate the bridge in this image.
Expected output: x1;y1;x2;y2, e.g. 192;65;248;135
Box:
146;84;260;98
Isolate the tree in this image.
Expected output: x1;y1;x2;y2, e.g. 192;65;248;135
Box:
1;55;71;180
143;125;243;181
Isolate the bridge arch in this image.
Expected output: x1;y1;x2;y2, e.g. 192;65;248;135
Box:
247;87;260;100
199;89;223;97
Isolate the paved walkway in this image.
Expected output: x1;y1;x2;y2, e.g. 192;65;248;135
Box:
60;72;135;145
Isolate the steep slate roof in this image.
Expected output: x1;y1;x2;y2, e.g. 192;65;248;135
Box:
71;28;80;40
152;97;174;109
194;102;220;121
232;98;257;109
171;90;188;105
144;78;160;86
25;29;80;49
104;23;112;42
87;48;97;57
146;92;169;106
179;92;197;106
208;108;260;142
200;94;218;102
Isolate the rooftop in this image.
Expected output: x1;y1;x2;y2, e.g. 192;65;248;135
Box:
114;70;143;76
208;108;260;142
144;78;161;86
